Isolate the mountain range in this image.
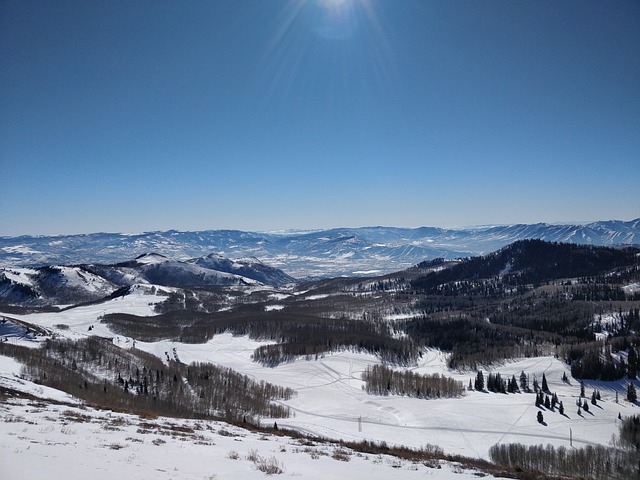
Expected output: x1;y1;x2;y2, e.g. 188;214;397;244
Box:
0;252;294;306
1;218;638;278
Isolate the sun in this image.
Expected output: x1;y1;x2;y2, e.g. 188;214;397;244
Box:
314;0;359;40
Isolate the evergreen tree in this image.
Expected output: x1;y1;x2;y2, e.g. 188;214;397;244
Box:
628;347;638;380
537;411;544;423
475;370;484;391
580;381;585;398
591;390;597;405
583;399;589;412
628;382;638;402
509;375;519;393
542;373;549;392
519;370;528;391
558;401;564;415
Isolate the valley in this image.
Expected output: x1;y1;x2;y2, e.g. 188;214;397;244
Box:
1;238;639;479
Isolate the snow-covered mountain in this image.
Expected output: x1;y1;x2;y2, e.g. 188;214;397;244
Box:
0;219;638;278
0;253;294;306
189;253;295;285
0;265;118;306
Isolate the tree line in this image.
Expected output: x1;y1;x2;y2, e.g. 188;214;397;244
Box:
489;442;639;479
0;336;294;422
361;364;465;399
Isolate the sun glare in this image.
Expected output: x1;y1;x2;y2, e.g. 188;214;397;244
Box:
259;0;392;99
319;0;351;7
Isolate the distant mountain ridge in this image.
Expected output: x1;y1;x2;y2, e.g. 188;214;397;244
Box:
0;219;638;278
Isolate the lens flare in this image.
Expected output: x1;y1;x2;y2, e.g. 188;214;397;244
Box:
258;0;393;101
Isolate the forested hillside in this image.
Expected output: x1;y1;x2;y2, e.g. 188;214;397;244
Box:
90;241;640;379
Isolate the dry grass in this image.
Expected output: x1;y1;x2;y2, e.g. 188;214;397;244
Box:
332;449;351;462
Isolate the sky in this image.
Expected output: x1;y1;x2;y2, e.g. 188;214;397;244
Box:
1;0;639;236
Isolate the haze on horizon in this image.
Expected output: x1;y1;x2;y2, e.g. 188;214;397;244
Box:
1;1;639;237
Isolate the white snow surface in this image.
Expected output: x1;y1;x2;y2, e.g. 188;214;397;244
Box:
56;265;116;293
0;394;496;480
1;289;638;478
264;304;285;311
1;267;38;286
623;282;640;294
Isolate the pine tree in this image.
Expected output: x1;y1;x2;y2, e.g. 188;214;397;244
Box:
628;347;638;380
475;371;484;391
537;411;544;424
628;382;638;402
580;381;585;398
519;370;528;391
542;373;549;392
583;399;589;412
509;375;519;393
558;401;564;415
591;390;597;405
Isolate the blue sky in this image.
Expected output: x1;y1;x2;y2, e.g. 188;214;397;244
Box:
1;0;639;236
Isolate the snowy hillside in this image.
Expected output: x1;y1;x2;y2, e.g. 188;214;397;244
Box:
1;288;637;461
0;265;118;306
0;385;501;480
0;252;294;306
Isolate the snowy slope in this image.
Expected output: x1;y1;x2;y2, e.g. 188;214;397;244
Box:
1;291;636;462
0;252;295;306
189;253;295;285
115;253;260;287
0;388;499;480
0;265;118;306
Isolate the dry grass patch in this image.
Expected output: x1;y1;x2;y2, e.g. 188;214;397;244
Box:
62;410;92;423
332;449;351;462
106;443;126;450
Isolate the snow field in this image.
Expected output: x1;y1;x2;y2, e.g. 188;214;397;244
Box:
1;288;638;471
146;335;629;459
0;395;496;480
